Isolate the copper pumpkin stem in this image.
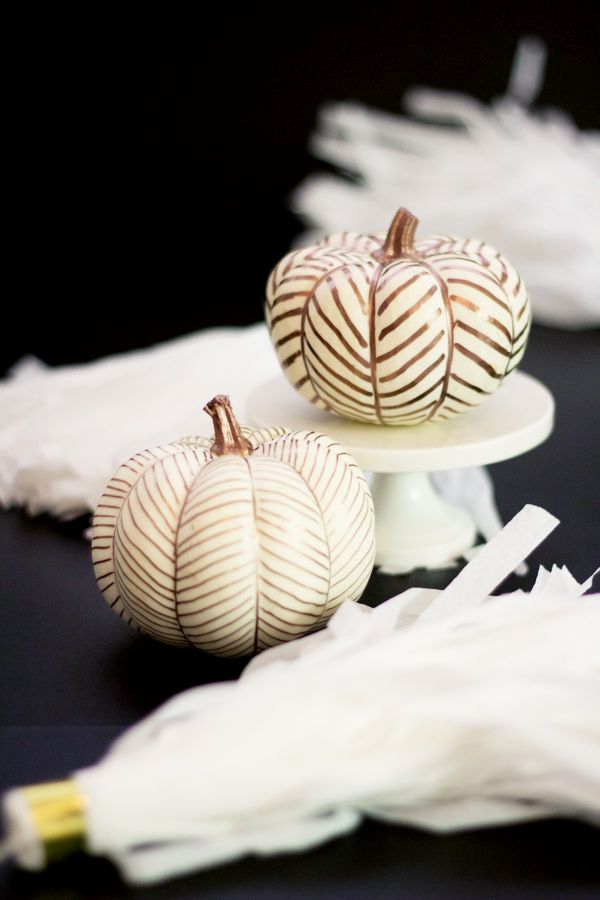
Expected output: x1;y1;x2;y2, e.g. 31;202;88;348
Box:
204;395;253;457
380;208;419;259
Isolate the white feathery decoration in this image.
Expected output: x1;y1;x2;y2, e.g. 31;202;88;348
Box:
293;37;600;329
2;505;599;885
0;325;278;518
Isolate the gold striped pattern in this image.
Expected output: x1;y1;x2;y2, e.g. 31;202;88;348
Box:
254;429;375;622
266;231;531;424
91;442;212;643
92;427;375;657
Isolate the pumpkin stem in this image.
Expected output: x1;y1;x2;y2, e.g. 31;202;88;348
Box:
204;395;253;457
379;208;419;259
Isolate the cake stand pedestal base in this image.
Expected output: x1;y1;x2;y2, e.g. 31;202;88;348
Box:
247;371;554;573
370;471;476;572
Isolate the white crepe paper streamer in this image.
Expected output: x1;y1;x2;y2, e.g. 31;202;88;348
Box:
417;504;559;619
293;37;600;328
0;325;514;570
3;505;598;886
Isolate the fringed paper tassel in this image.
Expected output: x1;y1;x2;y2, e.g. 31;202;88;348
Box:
2;505;599;885
293;37;600;329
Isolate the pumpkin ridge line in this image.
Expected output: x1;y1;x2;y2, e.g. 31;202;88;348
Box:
418;260;454;421
119;492;175;566
243;457;262;656
113;527;174;601
149;461;178;522
268;451;332;624
328;269;368;348
113;544;173;604
98;448;174;623
134;473;176;541
173;454;211;647
368;261;386;423
299;259;372;411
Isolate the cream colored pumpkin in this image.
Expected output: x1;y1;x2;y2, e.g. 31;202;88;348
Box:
266;208;531;425
91;396;375;657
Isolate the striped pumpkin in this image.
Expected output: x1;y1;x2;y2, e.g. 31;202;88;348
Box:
91;396;375;657
266;208;531;424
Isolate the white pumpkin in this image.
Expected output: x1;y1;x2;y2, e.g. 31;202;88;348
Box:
266;208;531;424
91;396;375;657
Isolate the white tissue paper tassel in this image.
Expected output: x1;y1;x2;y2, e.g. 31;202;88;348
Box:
0;325;507;564
4;505;598;886
0;325;277;517
293;37;600;329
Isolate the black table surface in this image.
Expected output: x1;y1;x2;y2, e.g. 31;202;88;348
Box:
1;324;599;899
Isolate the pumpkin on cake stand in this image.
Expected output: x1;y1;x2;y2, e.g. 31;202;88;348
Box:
252;208;553;572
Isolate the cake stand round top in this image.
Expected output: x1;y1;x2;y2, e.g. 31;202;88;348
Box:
247;371;554;472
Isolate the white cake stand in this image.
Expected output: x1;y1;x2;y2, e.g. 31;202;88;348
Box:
247;372;554;572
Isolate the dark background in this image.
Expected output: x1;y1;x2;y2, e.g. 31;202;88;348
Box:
5;6;599;374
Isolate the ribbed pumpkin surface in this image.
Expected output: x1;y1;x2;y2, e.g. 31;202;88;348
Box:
92;406;375;657
266;209;530;424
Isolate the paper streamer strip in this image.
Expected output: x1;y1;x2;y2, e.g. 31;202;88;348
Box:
420;504;559;622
